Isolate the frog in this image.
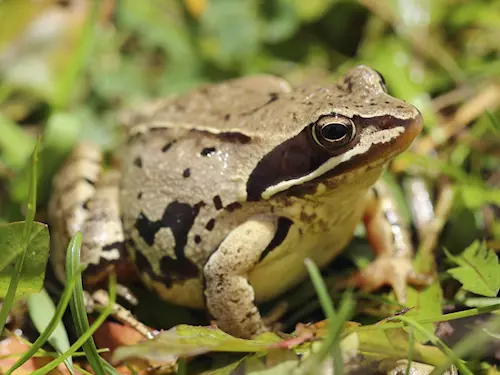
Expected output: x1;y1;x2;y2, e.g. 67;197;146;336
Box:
49;65;430;339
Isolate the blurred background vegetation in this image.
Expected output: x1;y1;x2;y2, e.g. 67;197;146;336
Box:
0;0;500;372
0;0;499;236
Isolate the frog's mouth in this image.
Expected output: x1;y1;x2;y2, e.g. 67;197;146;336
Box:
246;114;422;201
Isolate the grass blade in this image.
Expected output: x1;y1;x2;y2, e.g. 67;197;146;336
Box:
298;258;355;375
30;273;117;375
66;232;107;375
0;138;40;334
392;315;472;375
28;288;74;374
405;326;414;375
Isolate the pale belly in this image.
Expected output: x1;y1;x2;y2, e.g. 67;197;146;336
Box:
250;199;365;302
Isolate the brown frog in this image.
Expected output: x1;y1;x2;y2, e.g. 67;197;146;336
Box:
49;66;428;338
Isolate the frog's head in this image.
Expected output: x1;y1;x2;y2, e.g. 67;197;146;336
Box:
246;65;423;201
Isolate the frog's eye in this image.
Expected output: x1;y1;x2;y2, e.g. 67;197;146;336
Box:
312;115;356;150
373;69;388;93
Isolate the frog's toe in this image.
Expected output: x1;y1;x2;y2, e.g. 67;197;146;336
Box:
352;257;432;303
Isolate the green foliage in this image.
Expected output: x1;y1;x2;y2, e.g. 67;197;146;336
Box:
113;326;281;363
66;232;108;375
445;241;500;297
27;288;73;374
0;139;48;302
0;221;49;296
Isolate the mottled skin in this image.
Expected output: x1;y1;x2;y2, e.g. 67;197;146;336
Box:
49;66;428;339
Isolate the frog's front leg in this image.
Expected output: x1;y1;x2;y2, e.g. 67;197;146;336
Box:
203;215;277;339
353;181;431;303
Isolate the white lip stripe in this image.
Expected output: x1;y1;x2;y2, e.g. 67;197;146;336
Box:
261;125;405;199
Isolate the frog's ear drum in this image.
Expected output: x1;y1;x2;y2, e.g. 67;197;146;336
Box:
312;114;356;150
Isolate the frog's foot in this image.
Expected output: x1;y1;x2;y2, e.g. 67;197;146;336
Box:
91;289;156;339
350;256;431;303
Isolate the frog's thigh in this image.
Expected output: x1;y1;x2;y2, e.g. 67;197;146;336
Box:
363;181;413;259
79;169;126;278
49;143;125;283
203;215;277;339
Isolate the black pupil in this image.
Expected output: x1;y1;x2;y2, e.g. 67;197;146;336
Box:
321;123;348;141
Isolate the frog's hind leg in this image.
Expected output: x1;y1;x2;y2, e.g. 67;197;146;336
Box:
349;181;432;303
49;143;128;286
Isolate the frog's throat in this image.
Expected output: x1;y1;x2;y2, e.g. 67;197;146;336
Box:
261;125;405;199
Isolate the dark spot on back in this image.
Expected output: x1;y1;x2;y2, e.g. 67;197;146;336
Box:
195;129;250;144
84;177;95;186
269;92;279;102
216;132;251;144
213;195;223;210
345;77;354;91
133;201;205;286
183;168;191;178
224;113;231;121
205;218;215;231
225;202;242;212
201;147;216;156
82;200;89;210
134;249;199;288
137;192;143;200
240;92;280;116
259;218;293;261
134;157;142;168
135;201;205;248
135;213;160;246
162;142;173;152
